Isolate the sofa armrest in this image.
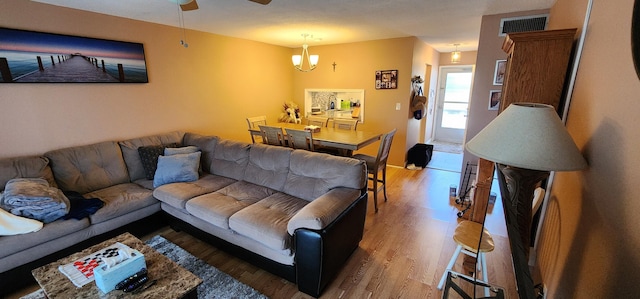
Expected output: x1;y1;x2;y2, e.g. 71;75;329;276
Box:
287;188;361;235
293;190;367;297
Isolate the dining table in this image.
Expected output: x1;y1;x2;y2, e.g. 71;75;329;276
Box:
249;122;382;152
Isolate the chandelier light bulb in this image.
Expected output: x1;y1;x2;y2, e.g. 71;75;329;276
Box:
451;43;461;63
292;34;319;72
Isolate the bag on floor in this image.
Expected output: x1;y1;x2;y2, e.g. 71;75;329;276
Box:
407;143;433;168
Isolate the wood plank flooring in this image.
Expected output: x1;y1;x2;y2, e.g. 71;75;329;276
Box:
7;161;517;299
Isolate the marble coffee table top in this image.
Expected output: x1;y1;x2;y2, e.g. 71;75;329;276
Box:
32;232;202;299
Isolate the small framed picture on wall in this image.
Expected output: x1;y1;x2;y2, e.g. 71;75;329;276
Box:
375;70;397;89
493;60;507;85
489;90;502;110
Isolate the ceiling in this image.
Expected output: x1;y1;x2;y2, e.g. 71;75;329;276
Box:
32;0;556;53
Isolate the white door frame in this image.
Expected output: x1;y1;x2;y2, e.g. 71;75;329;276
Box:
432;65;474;143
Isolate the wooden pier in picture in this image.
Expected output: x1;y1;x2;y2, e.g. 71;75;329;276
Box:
0;55;125;83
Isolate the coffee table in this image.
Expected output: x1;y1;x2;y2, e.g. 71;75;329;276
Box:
31;232;202;298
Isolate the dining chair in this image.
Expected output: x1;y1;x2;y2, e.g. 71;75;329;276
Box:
352;128;396;212
332;118;359;131
306;116;329;127
246;115;267;143
259;125;284;146
285;128;314;151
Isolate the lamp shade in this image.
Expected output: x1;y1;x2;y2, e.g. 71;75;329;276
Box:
309;55;319;66
465;103;587;171
292;55;302;67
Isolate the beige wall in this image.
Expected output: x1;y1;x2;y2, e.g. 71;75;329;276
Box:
0;1;292;159
290;38;411;163
438;50;478;66
536;0;640;297
290;37;440;166
0;1;436;167
460;9;549;182
410;39;441;154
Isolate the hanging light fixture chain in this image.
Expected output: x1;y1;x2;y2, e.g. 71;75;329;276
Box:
177;2;188;47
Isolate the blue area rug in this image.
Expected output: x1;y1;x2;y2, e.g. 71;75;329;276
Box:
21;235;268;299
146;235;268;299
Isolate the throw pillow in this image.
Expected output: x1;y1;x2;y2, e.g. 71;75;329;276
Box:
138;144;177;180
165;146;202;174
164;146;199;156
153;151;201;188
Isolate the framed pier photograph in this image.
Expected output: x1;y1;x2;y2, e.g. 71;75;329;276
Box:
0;27;148;83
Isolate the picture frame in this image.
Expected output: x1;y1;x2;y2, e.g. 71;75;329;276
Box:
375;69;397;89
0;27;148;83
489;90;502;110
493;60;507;85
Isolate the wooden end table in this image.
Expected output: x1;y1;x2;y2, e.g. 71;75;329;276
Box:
31;232;202;299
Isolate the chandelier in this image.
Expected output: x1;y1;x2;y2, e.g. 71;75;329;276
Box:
451;43;461;63
292;34;319;72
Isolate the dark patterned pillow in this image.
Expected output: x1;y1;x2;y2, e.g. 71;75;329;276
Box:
138;144;177;180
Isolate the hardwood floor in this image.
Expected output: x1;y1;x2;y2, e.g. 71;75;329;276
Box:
7;161;517;299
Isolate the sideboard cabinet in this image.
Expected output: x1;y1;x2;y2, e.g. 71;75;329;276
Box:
500;29;577;114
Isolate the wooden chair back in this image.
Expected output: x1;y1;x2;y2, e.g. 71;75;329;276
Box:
285;128;314;151
306;116;329;127
247;115;267;143
259;125;284;146
333;118;359;131
373;128;397;172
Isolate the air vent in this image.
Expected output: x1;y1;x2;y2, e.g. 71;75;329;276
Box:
499;14;549;36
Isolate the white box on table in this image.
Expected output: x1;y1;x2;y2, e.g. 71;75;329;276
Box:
94;249;146;293
304;125;321;133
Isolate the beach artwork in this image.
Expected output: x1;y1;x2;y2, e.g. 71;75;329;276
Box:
0;28;148;83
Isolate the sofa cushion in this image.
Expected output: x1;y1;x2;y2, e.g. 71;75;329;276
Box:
45;141;129;194
229;192;308;251
183;133;218;174
185;181;276;229
133;178;154;190
0;217;90;259
283;151;367;201
153;152;201;188
83;183;155;224
244;143;292;191
138;144;177;180
287;188;362;234
210;139;250;180
153;173;236;210
0;155;57;191
118;131;185;182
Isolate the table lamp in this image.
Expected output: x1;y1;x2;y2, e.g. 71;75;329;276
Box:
465;102;587;298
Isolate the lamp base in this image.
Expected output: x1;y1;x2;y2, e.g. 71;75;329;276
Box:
495;164;548;299
496;164;549;251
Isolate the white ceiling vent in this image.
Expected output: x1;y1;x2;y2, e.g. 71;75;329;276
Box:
499;14;549;36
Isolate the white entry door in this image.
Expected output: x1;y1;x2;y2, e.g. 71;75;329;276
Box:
434;66;473;143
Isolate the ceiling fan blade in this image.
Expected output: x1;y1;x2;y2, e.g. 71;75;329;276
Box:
248;0;272;5
180;0;199;11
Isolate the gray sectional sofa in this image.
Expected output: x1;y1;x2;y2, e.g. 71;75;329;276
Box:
0;131;368;297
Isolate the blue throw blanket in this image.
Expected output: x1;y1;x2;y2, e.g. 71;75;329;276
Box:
62;191;104;220
0;178;70;223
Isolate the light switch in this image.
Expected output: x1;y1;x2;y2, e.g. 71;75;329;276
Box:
395;103;401;110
